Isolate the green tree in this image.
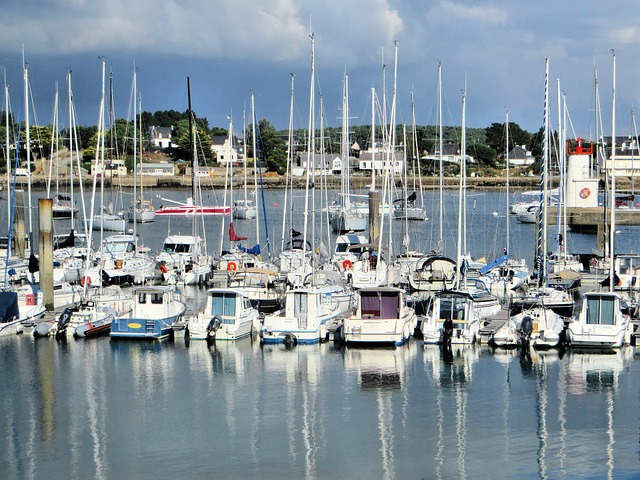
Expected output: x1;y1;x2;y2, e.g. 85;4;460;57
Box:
469;143;497;167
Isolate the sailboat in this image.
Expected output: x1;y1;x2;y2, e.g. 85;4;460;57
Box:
157;80;213;285
566;52;633;349
127;69;155;224
329;74;367;233
232;109;257;220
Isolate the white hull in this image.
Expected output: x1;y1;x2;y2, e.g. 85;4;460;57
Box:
127;209;156;223
233;206;257;219
92;215;125;232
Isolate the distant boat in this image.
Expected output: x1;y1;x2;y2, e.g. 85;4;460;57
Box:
156;197;229;216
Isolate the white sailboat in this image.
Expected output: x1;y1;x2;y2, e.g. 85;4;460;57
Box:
329;74;367;233
128;70;155;224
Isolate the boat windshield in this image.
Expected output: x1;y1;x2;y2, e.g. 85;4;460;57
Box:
163;243;192;254
586;296;616;325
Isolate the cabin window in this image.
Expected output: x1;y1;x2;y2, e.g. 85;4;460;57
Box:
361;291;399;319
138;293;147;304
586;296;616;326
211;293;236;317
151;294;163;305
439;295;467;322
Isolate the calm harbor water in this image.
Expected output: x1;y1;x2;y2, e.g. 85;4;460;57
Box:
1;335;639;479
1;187;640;479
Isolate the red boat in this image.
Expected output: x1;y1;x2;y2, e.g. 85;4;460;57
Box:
155;197;230;216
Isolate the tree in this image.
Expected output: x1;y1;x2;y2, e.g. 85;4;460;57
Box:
485;121;532;158
469;143;496;167
247;119;287;173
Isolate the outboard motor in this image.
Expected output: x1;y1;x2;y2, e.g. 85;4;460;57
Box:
206;315;222;338
55;307;74;338
520;316;533;344
443;317;454;345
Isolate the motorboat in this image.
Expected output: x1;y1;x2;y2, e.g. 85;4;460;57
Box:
341;287;416;346
188;288;259;341
110;286;186;339
421;290;481;345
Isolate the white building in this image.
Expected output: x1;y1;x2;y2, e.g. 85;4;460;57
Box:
90;158;127;177
138;162;175;177
507;145;535;166
423;143;474;165
212;135;245;165
358;150;403;175
149;126;175;149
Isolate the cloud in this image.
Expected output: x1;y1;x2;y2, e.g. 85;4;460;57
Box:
428;1;507;26
0;0;403;66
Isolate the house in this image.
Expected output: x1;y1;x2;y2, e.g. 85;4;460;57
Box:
90;158;127;177
358;150;403;175
149;126;175;149
138;162;175;177
601;136;640;177
211;135;245;165
423;143;474;165
507;145;535;166
294;152;343;176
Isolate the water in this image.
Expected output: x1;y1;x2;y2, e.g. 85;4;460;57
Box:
2;187;640;479
0;336;639;479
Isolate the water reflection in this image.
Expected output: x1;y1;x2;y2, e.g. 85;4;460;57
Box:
343;344;417;480
424;344;479;480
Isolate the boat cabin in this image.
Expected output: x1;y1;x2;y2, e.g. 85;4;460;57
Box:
358;288;402;320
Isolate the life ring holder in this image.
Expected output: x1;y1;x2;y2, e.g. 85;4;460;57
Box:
342;259;353;270
227;262;238;272
579;187;591;199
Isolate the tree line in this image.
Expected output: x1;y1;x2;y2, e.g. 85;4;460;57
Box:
0;109;546;175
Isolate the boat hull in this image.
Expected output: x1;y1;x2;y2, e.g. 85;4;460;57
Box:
110;314;182;339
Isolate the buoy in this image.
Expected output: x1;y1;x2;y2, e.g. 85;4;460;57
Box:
274;202;278;208
342;259;353;270
227;262;238;271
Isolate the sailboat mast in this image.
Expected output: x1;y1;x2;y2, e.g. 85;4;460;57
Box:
370;87;376;190
251;93;260;247
280;74;294;253
132;67;138;236
537;58;549;285
23;57;33;245
47;82;58;200
4;71;9;234
302;32;315;261
505;109;510;254
609;50;617;293
455;89;465;287
437;61;444;242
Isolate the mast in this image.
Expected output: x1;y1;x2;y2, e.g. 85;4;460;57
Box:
250;93;260;247
370;87;376;190
505;109;510;254
47;82;58;200
437;61;444;242
609;50;616;293
23;55;33;245
132;67;137;235
302;32;315;263
4;71;9;233
411;90;424;212
281;74;295;253
536;58;550;286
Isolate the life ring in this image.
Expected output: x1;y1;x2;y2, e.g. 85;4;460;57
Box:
342;259;353;270
159;264;168;274
579;187;591;199
80;275;92;287
589;257;597;267
227;262;238;271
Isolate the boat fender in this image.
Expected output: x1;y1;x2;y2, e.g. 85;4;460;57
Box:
207;315;222;334
342;259;353;270
227;262;238;271
283;333;297;348
80;275;92;287
159;263;168;274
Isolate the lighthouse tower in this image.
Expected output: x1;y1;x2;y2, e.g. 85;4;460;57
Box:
565;138;599;208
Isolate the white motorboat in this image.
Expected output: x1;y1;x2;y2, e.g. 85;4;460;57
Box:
491;305;566;348
342;287;416;346
566;292;632;349
188;288;259;341
421;290;481;345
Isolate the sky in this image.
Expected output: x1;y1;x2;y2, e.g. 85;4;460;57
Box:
1;0;640;139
